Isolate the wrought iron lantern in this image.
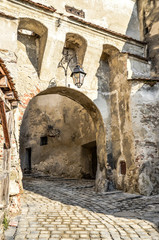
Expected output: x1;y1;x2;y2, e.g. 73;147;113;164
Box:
71;65;86;88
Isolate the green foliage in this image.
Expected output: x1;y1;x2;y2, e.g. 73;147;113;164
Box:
2;215;9;230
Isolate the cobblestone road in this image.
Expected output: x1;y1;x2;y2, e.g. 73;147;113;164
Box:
6;177;159;240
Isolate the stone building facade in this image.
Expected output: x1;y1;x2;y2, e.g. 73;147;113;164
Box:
0;0;159;214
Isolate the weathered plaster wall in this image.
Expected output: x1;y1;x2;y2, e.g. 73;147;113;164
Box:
0;22;22;212
0;16;17;52
0;125;4;206
130;82;159;195
127;0;159;195
8;110;22;214
108;53;136;191
17;31;39;94
0;125;4;171
138;0;159;77
1;0;145;95
93;48;136;192
20;94;96;179
30;0;140;39
0;108;21;213
127;57;151;79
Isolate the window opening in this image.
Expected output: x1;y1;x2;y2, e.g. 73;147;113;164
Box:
25;147;31;171
40;136;48;146
120;161;126;175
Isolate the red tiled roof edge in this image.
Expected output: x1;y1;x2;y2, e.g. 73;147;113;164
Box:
0;58;19;101
13;0;56;13
68;16;146;45
0;11;17;20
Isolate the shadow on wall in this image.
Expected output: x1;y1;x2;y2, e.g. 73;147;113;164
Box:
65;33;87;66
93;0;146;193
20;87;107;192
94;44;135;192
57;33;87;85
18;32;39;72
125;2;140;40
91;1;159;195
20;94;96;179
18;18;48;76
119;1;159;196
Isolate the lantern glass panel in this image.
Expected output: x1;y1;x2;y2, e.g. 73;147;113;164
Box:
73;73;80;85
80;72;85;81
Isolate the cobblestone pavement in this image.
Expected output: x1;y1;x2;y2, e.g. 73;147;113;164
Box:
5;177;159;240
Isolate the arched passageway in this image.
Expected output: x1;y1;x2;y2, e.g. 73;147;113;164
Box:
20;87;107;192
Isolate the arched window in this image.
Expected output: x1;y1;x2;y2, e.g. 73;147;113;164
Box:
18;18;48;75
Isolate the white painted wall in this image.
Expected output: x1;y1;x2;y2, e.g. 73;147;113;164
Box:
33;0;140;39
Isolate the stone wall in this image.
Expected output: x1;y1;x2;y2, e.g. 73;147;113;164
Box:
138;0;159;77
128;0;159;195
0;125;4;171
107;52;136;192
20;94;96;179
130;82;159;195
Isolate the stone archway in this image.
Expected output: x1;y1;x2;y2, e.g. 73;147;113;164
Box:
20;87;107;192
